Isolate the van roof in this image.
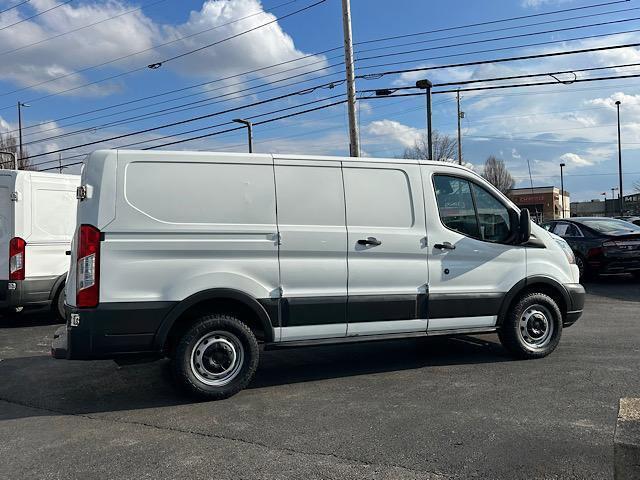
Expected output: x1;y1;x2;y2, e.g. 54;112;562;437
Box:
100;149;475;172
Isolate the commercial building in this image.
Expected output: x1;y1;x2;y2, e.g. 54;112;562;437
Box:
570;193;640;217
507;186;569;223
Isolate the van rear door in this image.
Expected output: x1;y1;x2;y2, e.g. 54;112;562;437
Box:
0;173;15;282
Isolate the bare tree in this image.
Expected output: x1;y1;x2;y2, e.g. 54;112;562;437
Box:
634;180;640;193
0;131;31;170
482;156;515;194
402;130;458;162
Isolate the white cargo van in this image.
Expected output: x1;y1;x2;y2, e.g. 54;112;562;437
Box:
52;150;585;399
0;170;80;320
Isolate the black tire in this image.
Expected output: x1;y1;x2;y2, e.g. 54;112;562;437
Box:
52;286;66;323
575;254;589;282
498;292;563;359
171;314;259;400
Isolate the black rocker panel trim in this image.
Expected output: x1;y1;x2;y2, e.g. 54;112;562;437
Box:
280;296;346;326
428;292;504;319
347;294;427;323
279;294;427;326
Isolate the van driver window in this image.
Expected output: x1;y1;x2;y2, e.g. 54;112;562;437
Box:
433;176;480;238
434;175;511;243
471;184;512;243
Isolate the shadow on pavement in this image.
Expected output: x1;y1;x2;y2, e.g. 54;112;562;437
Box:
0;308;63;328
583;274;640;303
0;334;511;420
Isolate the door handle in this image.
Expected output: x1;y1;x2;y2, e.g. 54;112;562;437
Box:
434;241;456;250
357;237;382;246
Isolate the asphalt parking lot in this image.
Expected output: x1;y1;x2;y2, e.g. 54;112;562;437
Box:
1;278;639;480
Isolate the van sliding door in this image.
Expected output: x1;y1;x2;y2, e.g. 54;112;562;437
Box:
342;161;429;335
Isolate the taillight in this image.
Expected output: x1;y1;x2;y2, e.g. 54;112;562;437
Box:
76;224;100;308
9;237;26;281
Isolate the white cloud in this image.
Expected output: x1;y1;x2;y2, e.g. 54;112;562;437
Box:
365;119;421;148
0;0;327;96
559;152;593;167
521;0;573;7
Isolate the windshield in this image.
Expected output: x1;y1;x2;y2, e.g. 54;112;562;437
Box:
580;218;640;234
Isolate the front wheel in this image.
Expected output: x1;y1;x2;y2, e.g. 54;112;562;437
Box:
171;314;259;400
499;292;562;359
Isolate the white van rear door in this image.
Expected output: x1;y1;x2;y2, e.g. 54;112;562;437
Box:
27;174;78;279
0;174;14;281
342;161;428;335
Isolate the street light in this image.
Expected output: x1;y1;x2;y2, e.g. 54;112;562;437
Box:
232;118;253;153
17;101;30;164
559;162;566;218
416;79;434;161
0;151;17;170
615;100;623;215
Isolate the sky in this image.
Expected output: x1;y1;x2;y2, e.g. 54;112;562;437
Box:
0;0;639;201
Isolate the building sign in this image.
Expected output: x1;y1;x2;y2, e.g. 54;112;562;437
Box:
513;195;546;203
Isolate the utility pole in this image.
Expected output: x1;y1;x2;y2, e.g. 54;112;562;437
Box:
559;162;565;219
615;100;623;215
58;153;62;173
456;90;464;165
341;0;359;157
416;79;433;160
17;102;24;163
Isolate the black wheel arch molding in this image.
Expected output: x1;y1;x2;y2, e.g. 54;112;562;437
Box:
48;273;68;301
496;275;584;327
154;288;276;350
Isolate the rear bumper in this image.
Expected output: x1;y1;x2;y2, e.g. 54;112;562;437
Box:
0;276;58;310
588;256;640;274
54;302;175;360
564;283;586;328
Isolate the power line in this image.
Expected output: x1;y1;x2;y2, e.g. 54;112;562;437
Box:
354;0;631;45
9;48;343;137
22;61;345;146
0;0;30;16
2;0;629;118
147;0;326;69
355;5;640;55
25;79;348;160
0;0;302;100
0;0;167;58
0;0;73;32
357;41;640;79
356;15;640;62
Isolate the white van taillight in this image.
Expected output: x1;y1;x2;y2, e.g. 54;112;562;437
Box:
9;237;26;281
76;224;100;308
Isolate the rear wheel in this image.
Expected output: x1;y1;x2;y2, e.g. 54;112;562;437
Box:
171;313;259;400
52;286;66;322
499;292;562;359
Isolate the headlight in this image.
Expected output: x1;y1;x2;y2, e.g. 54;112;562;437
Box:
555;238;576;264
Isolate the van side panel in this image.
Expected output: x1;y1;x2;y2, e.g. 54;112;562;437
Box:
78;151;280;353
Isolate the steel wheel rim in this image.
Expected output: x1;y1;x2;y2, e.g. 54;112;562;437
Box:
190;331;244;387
518;304;554;349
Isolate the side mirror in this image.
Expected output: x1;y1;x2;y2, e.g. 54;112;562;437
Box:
518;209;531;244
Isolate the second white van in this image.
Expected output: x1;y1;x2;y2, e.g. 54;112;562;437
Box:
52;150;585;399
0;170;79;320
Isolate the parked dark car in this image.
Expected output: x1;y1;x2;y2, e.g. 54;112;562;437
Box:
541;217;640;280
615;216;640;226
